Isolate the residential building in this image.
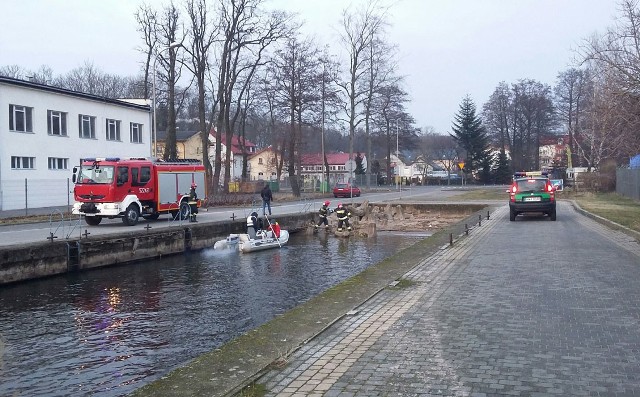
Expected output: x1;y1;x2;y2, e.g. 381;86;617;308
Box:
156;131;257;181
155;130;201;160
208;134;257;180
247;146;279;181
0;76;151;210
300;153;368;189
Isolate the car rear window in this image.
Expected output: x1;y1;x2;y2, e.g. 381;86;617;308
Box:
336;183;347;188
516;179;547;192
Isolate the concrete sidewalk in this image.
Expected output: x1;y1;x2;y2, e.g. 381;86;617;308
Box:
254;202;640;396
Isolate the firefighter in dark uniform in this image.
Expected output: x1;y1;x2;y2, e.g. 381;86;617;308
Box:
315;200;331;229
188;183;199;222
335;203;352;232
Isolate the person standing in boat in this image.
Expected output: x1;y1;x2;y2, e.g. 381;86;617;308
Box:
314;200;331;230
246;211;259;239
335;203;352;232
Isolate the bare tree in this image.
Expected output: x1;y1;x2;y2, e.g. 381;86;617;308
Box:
212;0;292;193
576;0;640;164
337;0;387;181
362;33;397;187
155;3;185;161
372;83;411;183
482;82;513;152
483;80;555;171
0;65;25;78
134;4;158;99
271;36;322;196
183;0;218;192
555;68;592;167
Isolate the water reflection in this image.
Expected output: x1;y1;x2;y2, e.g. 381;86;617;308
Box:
0;231;420;396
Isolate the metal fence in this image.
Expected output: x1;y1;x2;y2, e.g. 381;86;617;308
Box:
616;168;640;201
1;178;73;213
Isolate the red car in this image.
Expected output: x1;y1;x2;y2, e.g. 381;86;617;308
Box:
333;183;361;198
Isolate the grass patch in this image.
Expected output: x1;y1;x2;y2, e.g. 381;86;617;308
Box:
237;382;267;397
573;192;640;233
450;187;508;201
387;278;417;290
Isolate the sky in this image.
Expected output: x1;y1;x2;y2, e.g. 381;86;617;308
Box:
0;0;621;134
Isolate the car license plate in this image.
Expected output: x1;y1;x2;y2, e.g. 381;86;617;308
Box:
524;196;541;202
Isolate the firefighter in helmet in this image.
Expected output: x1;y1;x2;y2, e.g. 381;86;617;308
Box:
315;200;332;229
335;203;352;232
188;183;199;222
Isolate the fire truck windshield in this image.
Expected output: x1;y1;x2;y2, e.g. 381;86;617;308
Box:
77;165;115;184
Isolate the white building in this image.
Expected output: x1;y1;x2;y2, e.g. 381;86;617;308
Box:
0;76;151;210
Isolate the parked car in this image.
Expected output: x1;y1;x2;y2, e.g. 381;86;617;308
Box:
333;183;361;198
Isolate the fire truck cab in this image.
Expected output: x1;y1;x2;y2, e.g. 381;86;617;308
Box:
72;157;206;226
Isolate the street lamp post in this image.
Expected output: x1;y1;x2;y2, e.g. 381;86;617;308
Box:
395;120;400;192
152;42;181;158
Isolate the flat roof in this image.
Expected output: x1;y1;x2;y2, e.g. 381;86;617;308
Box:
0;76;150;112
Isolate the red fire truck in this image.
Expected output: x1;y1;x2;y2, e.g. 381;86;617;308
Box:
72;157;206;226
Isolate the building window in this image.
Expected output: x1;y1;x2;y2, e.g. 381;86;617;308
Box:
48;157;68;170
11;156;35;169
130;122;143;143
9;104;33;132
106;119;121;141
79;114;96;139
258;158;263;165
47;110;67;136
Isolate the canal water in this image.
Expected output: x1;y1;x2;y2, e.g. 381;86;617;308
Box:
0;231;425;397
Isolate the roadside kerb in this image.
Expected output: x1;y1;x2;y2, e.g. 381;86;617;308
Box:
569;199;640;242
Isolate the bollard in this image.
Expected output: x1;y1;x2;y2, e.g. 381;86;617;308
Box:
478;214;482;226
487;210;490;220
465;224;469;235
449;233;453;246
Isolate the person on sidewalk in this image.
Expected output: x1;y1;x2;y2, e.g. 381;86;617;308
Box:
335;203;352;232
261;182;273;216
315;201;332;230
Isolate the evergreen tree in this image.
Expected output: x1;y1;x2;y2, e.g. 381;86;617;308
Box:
450;96;491;181
478;151;494;184
355;153;366;175
494;150;512;184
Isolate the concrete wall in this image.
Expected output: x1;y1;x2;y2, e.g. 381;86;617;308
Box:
0;212;315;285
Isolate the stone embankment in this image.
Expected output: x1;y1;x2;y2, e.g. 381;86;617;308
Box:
0;203;485;285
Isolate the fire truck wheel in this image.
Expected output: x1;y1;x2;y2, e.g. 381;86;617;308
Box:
85;216;102;226
179;201;191;220
123;205;140;226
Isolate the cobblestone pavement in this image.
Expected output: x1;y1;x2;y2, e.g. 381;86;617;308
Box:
258;201;640;396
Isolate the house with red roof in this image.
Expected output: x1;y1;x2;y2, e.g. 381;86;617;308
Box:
157;130;257;181
208;132;257;180
247;150;368;188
